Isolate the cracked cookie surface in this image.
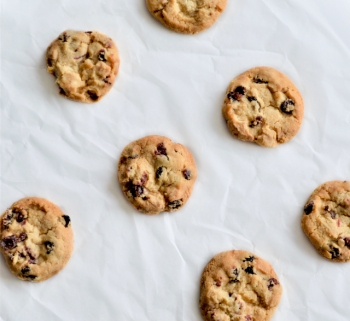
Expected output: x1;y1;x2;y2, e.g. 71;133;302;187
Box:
118;135;197;215
146;0;227;34
301;181;350;262
200;250;282;321
46;30;120;103
222;66;304;147
0;197;74;281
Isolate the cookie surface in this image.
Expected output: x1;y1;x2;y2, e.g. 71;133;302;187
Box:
46;30;120;103
200;250;282;321
118;135;197;215
301;181;350;262
222;66;304;147
146;0;227;34
0;197;74;282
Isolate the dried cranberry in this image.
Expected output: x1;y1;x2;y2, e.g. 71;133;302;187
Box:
215;281;221;286
44;241;54;254
21;266;30;274
245;316;253;321
244;266;255;275
253;77;268;84
344;238;350;248
85;31;92;34
227;86;246;101
140;172;148;185
126;182;144;198
168;200;182;210
98;49;107;62
330;246;340;259
2;211;14;229
182;169;191;180
304;201;314;215
280;99;295;114
155;143;167;157
25;247;37;264
268;278;279;290
249;116;263;128
1;235;17;250
17;232;27;242
243;256;255;262
87;90;99;101
156;167;163;179
62;215;71;227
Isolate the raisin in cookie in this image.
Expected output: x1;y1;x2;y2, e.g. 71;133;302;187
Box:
146;0;227;34
200;250;282;321
222;66;304;148
301;181;350;262
118;135;197;215
46;30;120;103
0;197;74;282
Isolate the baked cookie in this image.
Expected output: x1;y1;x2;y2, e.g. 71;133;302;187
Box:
118;135;197;215
200;250;282;321
146;0;227;34
46;30;120;103
0;197;74;282
301;181;350;262
222;66;304;148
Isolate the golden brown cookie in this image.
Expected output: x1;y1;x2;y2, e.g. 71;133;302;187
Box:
146;0;227;34
46;30;120;103
0;197;74;282
118;135;197;215
301;181;350;262
222;66;304;147
200;250;282;321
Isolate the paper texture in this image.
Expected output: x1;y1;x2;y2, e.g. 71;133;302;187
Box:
1;0;350;320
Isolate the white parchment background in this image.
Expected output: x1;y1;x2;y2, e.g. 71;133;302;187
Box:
1;0;350;320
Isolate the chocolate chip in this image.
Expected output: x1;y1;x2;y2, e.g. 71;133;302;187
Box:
243;256;255;262
128;154;138;159
304;201;314;215
85;31;92;34
59;87;67;96
126;182;144;198
2;211;14;229
155;143;167;157
168;200;182;210
329;210;336;219
86;52;90;59
253;77;268;84
25;275;37;280
16;212;25;223
17;232;27;242
60;32;69;42
182;169;191;180
244;266;255;275
228;293;233;297
87;90;99;101
47;58;53;67
1;235;17;250
62;215;71;228
44;241;54;254
98;49;107;62
324;206;329;211
227;86;246;101
249;116;263;128
330;246;340;259
247;96;257;102
156;167;163;179
344;238;350;248
268;278;279;290
229;268;240;283
21;266;30;274
280;99;295;114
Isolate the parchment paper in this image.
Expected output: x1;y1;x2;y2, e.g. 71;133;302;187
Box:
1;0;350;320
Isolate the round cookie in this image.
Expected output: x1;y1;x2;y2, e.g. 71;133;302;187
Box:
301;181;350;262
46;30;120;103
118;135;197;215
222;66;304;148
0;197;74;282
146;0;227;34
200;250;282;321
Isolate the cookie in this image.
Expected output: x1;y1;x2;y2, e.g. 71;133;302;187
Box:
118;135;197;215
222;66;304;148
301;181;350;262
199;250;282;321
146;0;227;34
46;30;120;103
0;197;74;282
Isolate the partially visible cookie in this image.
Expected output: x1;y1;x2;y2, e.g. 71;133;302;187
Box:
200;250;282;321
118;135;197;215
46;30;120;103
222;66;304;147
0;197;74;282
301;181;350;262
146;0;227;34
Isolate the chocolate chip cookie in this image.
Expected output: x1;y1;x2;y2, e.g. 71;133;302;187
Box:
301;181;350;262
222;66;304;147
0;197;74;282
146;0;227;34
46;30;120;103
118;135;197;215
200;250;282;321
